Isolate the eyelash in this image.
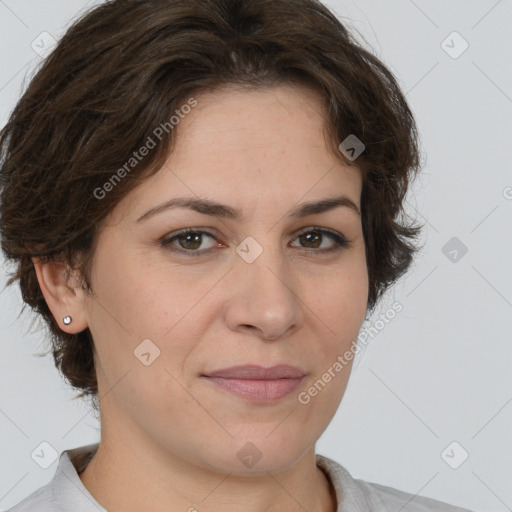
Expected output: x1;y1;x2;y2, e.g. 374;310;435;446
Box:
160;227;351;257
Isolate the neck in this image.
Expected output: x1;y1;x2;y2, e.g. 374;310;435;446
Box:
79;434;337;512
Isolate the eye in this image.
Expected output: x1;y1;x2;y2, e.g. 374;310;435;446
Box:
161;229;220;256
160;227;351;257
290;227;351;254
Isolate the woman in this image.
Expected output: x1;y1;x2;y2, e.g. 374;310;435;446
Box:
0;0;473;510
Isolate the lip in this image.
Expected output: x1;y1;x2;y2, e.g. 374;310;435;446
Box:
203;364;306;380
201;365;306;403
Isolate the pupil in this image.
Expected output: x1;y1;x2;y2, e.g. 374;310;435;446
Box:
301;232;321;248
181;233;201;250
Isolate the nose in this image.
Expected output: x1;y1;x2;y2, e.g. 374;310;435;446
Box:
223;243;305;341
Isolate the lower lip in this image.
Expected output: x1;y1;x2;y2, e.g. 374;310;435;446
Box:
202;376;305;403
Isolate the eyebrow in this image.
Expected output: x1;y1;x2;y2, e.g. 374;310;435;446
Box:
136;195;360;223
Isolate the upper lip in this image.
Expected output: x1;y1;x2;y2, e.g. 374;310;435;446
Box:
203;365;306;380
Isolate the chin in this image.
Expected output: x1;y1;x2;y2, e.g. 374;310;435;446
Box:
196;436;308;475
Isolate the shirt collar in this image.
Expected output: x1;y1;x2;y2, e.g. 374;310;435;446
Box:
316;453;371;511
51;443;105;511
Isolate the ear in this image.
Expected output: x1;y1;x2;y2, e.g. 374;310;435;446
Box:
32;258;89;334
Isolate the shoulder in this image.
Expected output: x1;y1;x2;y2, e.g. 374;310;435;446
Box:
355;479;472;511
316;454;474;512
5;482;55;512
5;443;101;512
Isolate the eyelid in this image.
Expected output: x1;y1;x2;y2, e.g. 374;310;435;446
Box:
294;225;341;238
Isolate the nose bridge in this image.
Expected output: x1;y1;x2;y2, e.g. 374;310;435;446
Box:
240;233;295;299
226;231;303;339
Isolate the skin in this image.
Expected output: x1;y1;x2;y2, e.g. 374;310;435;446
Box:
34;83;369;512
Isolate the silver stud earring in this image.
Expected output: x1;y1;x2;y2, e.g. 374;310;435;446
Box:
63;316;73;325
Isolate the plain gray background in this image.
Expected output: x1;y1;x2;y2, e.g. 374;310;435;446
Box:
1;1;511;511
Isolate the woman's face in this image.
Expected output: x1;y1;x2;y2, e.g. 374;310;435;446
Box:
81;84;368;473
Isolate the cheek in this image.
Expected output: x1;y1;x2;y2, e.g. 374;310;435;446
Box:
89;245;207;339
85;248;221;394
312;255;368;336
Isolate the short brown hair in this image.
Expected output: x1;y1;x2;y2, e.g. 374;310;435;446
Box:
0;0;423;405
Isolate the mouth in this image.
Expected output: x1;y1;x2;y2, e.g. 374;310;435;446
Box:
201;365;306;403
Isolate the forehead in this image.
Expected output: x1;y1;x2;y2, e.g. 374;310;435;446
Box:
109;84;362;223
163;84;359;186
181;83;328;145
